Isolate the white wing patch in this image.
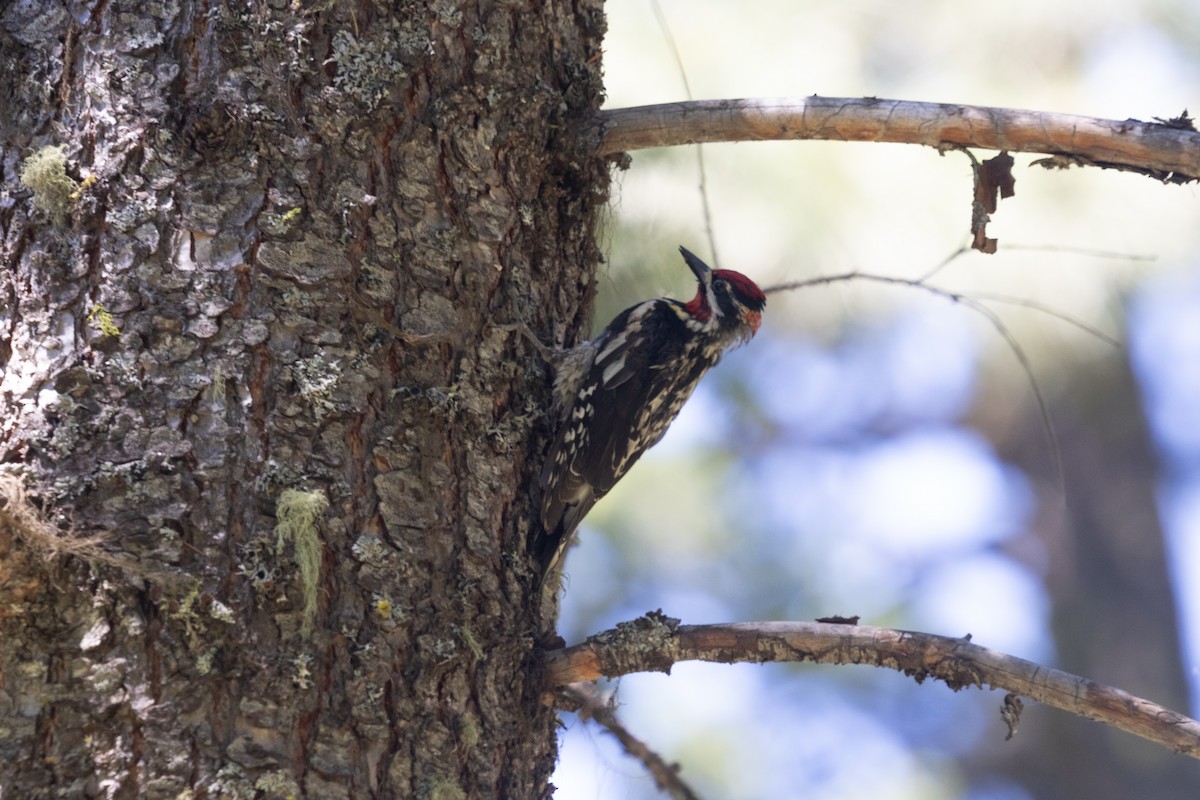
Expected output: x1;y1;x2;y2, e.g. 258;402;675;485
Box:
596;331;627;363
601;356;626;387
594;302;656;388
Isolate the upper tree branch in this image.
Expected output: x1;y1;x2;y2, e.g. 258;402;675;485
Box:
593;97;1200;181
544;615;1200;760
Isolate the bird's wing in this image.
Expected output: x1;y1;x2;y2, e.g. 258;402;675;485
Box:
536;300;687;562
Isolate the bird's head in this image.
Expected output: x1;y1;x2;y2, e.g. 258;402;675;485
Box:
679;246;766;336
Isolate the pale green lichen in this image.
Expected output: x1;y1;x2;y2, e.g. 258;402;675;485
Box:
261;206;304;236
208;598;235;624
19;145;78;222
291;653;313;689
70;173;98;200
171;584;203;639
430;782;466;800
351;533;387;564
274;489;329;635
210;364;227;404
323;16;432;110
195;649;216;676
458;714;480;750
327;29;406;110
88;304;121;337
292;355;341;415
209;764;253;799
373;595;394;620
432;0;463;26
254;770;301;800
460;626;483;664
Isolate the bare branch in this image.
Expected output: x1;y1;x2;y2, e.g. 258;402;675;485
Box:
764;268;1122;348
764;267;1129;495
593;97;1200;181
544;615;1200;760
557;683;702;800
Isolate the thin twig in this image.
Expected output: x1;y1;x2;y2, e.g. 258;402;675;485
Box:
764;269;1084;493
558;682;703;800
968;293;1122;349
545;615;1200;760
649;0;719;266
915;243;971;284
959;295;1066;493
1002;243;1158;261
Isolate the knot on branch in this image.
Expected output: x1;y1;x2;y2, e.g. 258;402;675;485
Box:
588;609;681;677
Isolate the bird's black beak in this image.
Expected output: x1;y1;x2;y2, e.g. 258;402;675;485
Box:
679;246;712;283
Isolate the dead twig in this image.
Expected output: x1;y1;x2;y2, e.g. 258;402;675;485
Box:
545;615;1200;760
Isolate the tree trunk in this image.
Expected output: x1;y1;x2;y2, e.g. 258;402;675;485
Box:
1;1;607;796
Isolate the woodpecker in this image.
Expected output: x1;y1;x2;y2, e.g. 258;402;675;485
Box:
533;246;766;574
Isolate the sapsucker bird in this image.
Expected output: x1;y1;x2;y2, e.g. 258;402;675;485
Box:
533;246;767;575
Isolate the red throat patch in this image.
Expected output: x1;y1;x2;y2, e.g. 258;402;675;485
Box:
683;291;711;321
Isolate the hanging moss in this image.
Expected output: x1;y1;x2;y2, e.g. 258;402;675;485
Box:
274;489;329;636
19;145;78;223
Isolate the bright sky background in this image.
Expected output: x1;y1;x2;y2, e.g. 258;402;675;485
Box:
1132;269;1200;712
554;1;1200;797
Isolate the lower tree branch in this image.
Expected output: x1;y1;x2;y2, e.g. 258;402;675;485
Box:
544;614;1200;760
592;97;1200;181
557;683;701;800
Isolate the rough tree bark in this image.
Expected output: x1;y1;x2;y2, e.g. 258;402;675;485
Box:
1;1;607;797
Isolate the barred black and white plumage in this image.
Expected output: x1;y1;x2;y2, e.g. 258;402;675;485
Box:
533;246;766;574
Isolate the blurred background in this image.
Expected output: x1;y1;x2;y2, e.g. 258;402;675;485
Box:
552;1;1200;798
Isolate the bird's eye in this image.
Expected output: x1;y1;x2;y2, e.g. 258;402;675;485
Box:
714;278;728;292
